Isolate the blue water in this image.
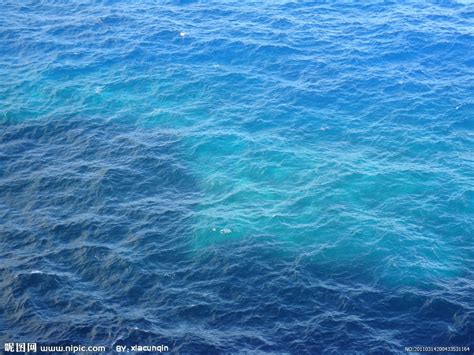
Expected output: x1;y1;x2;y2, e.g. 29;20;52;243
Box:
1;1;473;353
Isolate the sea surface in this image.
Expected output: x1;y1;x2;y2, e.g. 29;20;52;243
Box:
1;1;473;353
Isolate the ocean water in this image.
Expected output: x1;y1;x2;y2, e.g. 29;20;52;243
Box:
1;0;473;353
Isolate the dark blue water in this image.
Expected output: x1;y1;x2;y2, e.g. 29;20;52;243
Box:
1;1;473;353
